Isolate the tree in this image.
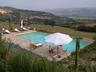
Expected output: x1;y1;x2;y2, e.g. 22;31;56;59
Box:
44;19;49;25
44;19;56;27
49;20;56;27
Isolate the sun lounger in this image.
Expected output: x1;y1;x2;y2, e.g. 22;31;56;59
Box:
2;28;5;31
27;27;31;29
32;42;42;47
14;28;20;32
21;27;28;31
5;29;11;34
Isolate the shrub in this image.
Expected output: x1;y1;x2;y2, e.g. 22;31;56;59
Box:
0;33;10;61
77;25;96;32
0;58;9;72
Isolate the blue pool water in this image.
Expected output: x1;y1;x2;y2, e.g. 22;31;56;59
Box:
18;32;91;52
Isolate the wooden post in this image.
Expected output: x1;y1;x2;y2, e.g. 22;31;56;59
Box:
75;38;80;72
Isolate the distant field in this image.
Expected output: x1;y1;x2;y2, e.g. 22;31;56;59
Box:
69;16;92;20
85;23;96;27
0;22;96;39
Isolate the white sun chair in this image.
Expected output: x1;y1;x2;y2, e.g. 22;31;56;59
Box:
14;28;20;32
32;42;42;47
34;43;42;47
5;29;11;34
21;27;28;31
2;28;5;31
27;27;31;29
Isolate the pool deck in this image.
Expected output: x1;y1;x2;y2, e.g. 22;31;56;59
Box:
2;30;93;61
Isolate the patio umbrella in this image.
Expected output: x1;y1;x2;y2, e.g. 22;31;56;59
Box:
20;19;24;28
45;33;72;58
45;33;72;45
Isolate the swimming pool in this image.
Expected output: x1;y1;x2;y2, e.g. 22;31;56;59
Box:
18;32;91;52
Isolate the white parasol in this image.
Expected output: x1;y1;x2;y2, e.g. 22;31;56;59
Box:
45;33;72;45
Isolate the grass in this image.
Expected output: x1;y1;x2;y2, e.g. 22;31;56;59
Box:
79;42;96;62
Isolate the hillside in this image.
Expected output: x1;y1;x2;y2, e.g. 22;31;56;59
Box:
45;8;96;19
0;7;75;25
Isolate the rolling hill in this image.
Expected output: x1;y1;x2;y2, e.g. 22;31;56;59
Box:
44;8;96;19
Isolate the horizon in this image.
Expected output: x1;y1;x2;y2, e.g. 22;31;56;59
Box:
0;0;96;11
1;6;96;12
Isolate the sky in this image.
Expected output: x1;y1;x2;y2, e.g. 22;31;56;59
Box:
0;0;96;10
